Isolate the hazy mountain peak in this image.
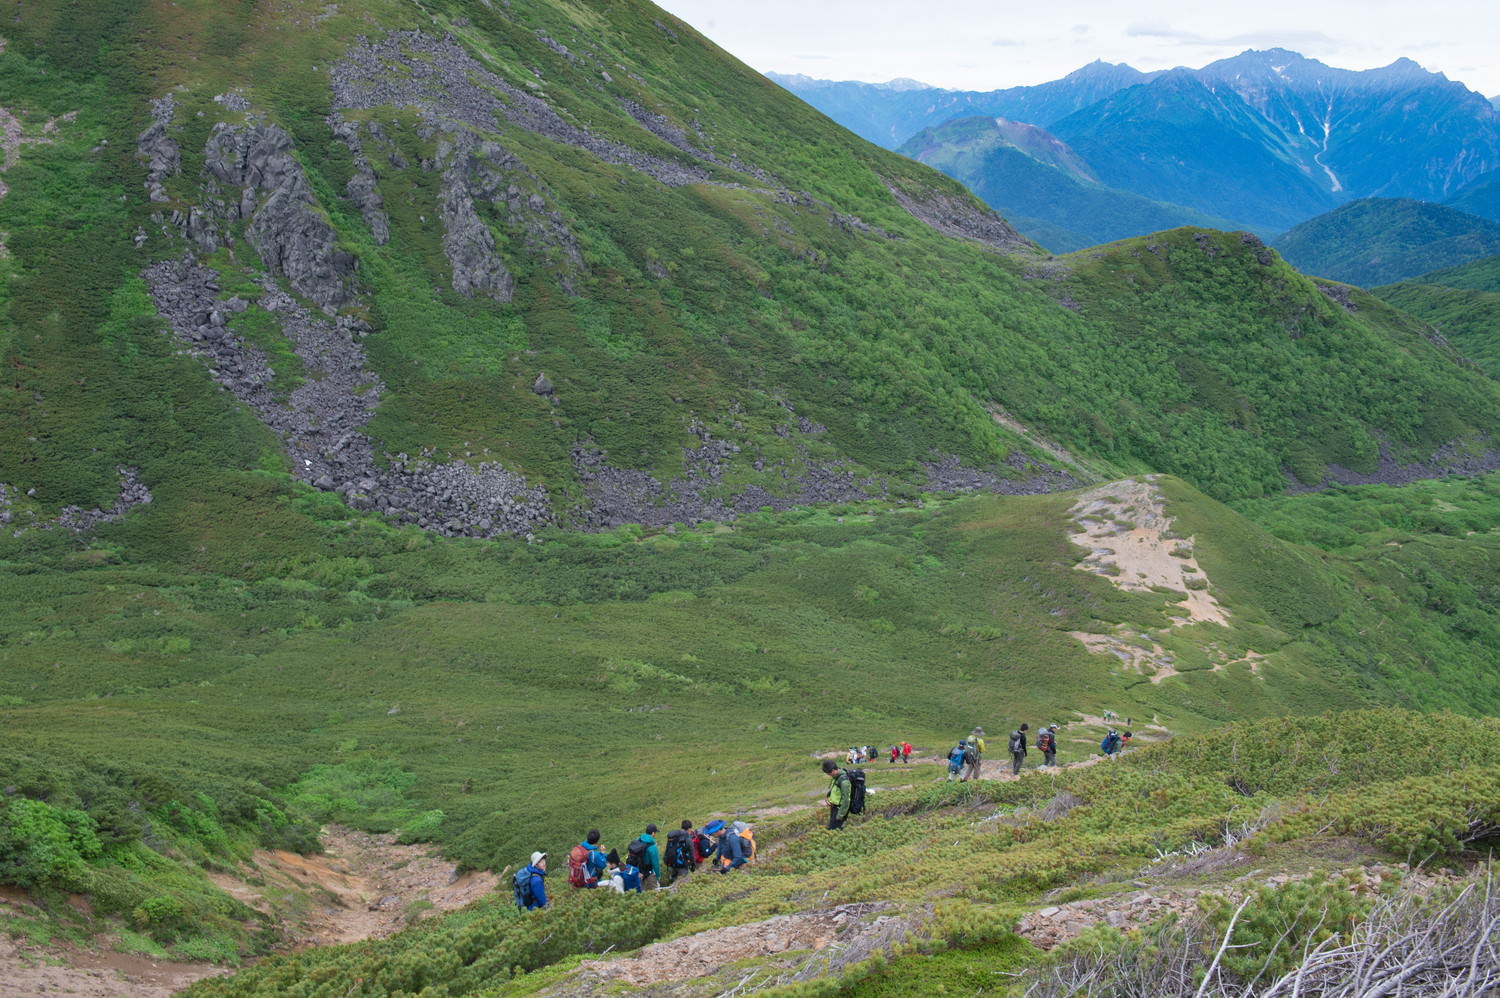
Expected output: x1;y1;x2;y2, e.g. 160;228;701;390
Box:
763;71;933;91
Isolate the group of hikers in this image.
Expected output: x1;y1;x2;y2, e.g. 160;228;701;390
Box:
847;742;913;764
517;720;1138;907
943;722;1134;780
514;818;758;909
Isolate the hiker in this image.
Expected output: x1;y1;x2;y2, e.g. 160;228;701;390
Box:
1038;725;1058;767
847;746;859;765
666;821;697;880
964;727;986;781
1101;729;1122;757
1121;730;1133;751
889;744;900;764
604;848;642;893
691;822;718;866
514;850;548;910
1009;723;1029;776
822;758;853;829
567;830;607;888
901;741;912;763
628;824;663;889
707;819;750;871
947;739;967;781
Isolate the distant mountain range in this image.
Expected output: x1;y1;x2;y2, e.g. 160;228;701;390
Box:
774;50;1500;248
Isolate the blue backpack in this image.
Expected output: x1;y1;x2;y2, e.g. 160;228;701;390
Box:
513;867;535;909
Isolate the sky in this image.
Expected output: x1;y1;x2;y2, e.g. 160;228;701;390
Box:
653;0;1500;98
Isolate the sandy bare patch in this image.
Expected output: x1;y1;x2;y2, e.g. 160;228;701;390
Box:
1069;477;1225;626
566;902;919;990
0;825;497;998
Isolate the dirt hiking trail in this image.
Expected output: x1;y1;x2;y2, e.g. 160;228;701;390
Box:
0;826;496;998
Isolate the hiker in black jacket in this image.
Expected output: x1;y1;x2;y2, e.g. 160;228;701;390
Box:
666;821;697;881
1009;723;1029;776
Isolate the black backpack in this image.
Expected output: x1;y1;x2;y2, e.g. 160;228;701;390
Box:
846;768;867;815
626;837;650;873
512;867;535;909
667;832;694;869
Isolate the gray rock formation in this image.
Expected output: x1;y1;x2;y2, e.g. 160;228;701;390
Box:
328;115;390;245
2;468;152;536
143;257;551;538
200;123;357;311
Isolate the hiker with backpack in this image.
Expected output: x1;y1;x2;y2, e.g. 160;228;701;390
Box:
1037;725;1058;767
822;758;853;829
691;822;717;866
901;741;912;763
1101;729;1122;757
514;850;548;910
1009;724;1029;775
628;824;663;889
666;821;697;880
889;744;900;764
947;739;967;781
706;819;750;871
567;830;608;888
604;848;642;893
964;727;986;781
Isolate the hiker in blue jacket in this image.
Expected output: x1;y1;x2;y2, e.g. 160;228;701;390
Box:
518;851;548;909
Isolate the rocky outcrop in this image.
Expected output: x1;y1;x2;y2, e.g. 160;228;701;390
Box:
1;468;152;536
327;115;390;245
925;453;1082;495
572;417;880;529
883;178;1037;253
200;123;358;311
143;257;551;538
135;96;180;204
331;32;713;189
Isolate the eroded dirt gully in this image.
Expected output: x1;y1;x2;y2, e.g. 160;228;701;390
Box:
0;826;497;998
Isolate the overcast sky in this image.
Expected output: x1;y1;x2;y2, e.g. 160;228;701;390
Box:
654;0;1500;98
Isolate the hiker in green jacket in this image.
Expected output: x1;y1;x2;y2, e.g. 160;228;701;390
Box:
822;759;852;830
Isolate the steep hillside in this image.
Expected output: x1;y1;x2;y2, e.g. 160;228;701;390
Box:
1272;198;1500;286
1372;282;1500;378
897;116;1253;252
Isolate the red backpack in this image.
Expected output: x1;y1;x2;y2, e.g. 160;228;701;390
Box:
567;844;590;887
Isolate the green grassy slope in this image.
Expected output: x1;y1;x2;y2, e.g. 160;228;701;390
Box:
169;707;1500;996
1371;282;1500;378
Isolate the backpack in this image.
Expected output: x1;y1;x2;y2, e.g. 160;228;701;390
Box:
1009;731;1025;753
667;832;695;870
1101;733;1119;754
962;744;977;766
567;844;590;887
513;867;535;909
1038;731;1054;753
846;768;867;815
626;837;650;873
